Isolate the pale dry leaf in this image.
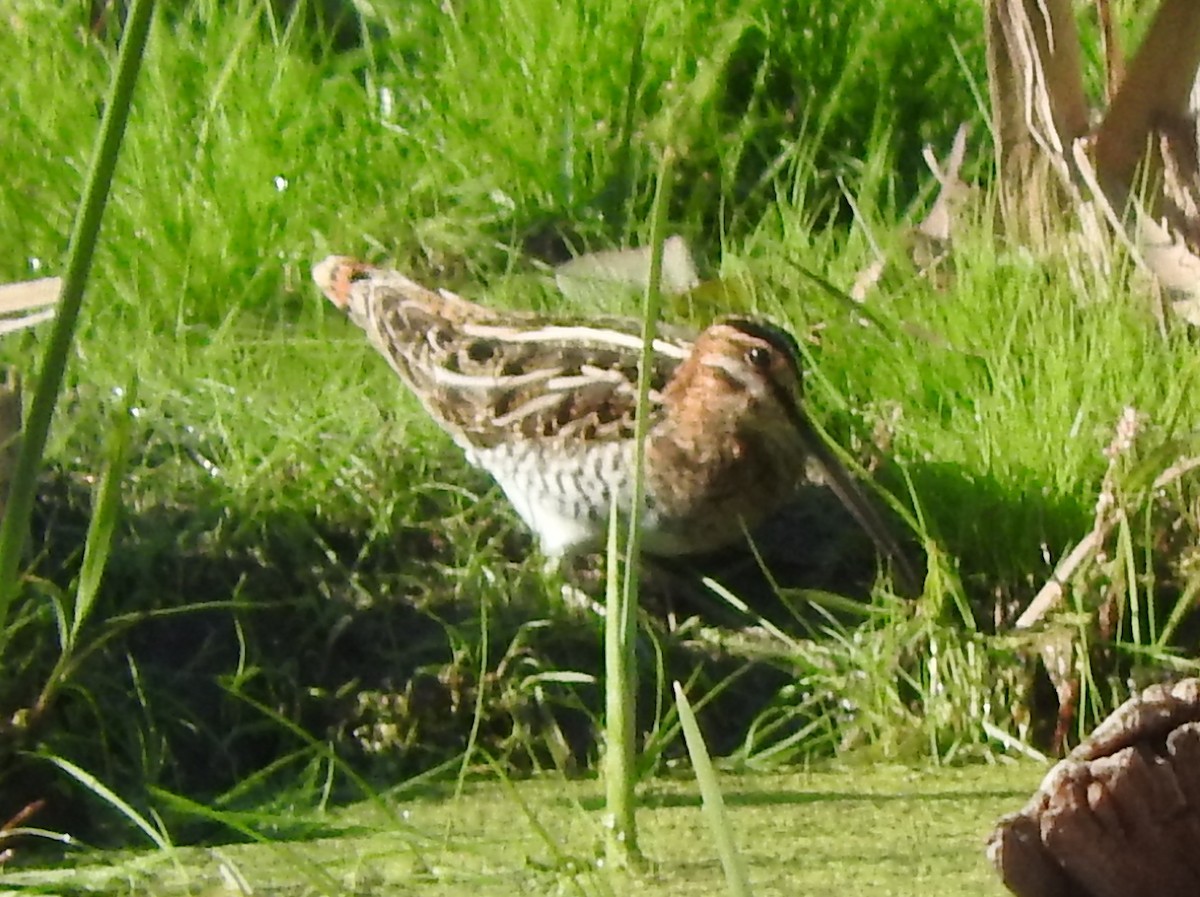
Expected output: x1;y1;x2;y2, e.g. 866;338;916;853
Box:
555;236;699;303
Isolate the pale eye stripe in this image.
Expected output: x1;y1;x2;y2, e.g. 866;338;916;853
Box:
459;323;690;360
700;353;767;399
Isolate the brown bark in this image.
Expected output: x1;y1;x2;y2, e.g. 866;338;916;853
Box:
987;0;1090;158
1092;0;1200;203
986;0;1090;244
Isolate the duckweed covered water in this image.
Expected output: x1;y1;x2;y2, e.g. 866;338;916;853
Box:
3;763;1038;896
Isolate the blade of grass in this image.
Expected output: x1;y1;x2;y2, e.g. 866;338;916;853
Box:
25;383;138;724
151;789;344;894
672;681;754;897
70;378;136;645
0;0;155;643
603;492;636;867
619;154;676;609
603;147;675;871
41;753;172;851
606;6;646;233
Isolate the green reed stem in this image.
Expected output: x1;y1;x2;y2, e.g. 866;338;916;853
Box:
604;146;676;871
0;0;156;644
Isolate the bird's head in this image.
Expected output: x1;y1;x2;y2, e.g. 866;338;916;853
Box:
664;317;807;441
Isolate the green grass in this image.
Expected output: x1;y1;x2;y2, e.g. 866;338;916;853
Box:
1;0;1198;879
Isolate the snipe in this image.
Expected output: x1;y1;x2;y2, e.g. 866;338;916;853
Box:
313;255;915;588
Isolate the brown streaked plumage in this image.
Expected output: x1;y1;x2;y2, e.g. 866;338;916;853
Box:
313;255;915;588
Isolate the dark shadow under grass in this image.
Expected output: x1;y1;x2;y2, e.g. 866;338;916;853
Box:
18;460;871;845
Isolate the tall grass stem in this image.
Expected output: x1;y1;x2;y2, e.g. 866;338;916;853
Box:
0;0;156;642
603;147;675;871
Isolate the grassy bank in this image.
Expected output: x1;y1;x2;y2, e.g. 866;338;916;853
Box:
1;0;1195;865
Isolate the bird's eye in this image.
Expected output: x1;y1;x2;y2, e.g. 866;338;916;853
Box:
745;345;773;369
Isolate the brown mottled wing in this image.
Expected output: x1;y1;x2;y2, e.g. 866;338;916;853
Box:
314;256;694;450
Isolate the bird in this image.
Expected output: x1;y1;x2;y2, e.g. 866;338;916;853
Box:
313;255;917;590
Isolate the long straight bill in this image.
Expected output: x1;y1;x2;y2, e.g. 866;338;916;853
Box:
784;403;921;596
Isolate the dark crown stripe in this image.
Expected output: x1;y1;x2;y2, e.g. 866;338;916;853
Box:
718;317;805;403
719;317;802;366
